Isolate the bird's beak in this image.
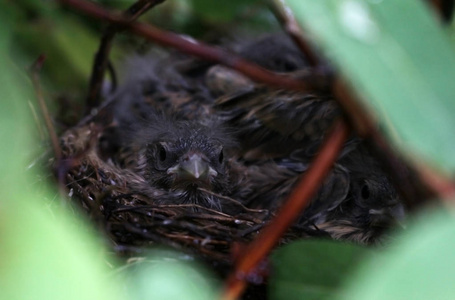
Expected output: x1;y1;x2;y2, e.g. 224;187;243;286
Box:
181;154;208;179
369;202;406;228
169;153;216;183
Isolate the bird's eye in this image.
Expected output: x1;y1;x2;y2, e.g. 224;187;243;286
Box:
158;144;167;161
361;183;370;200
218;149;224;163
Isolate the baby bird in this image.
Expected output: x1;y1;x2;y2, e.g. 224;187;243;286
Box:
130;116;239;212
106;52;245;213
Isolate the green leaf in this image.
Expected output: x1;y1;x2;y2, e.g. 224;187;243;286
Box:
270;240;370;300
14;13;101;90
337;209;455;300
285;0;455;175
117;251;219;300
0;13;121;300
0;23;34;193
0;199;124;300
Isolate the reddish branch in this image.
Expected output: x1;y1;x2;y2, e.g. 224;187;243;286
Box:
222;119;350;300
86;0;164;111
58;0;330;94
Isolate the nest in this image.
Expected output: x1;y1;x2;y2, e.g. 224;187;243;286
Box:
59;123;323;271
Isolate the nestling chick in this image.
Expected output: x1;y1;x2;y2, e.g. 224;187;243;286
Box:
107;52;246;213
129;116;238;212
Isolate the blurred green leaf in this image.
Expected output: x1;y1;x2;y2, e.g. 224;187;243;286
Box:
11;0;59;19
337;209;455;300
269;240;370;300
0;13;121;300
0;27;34;193
0;198;123;300
14;13;101;90
286;0;455;175
117;251;219;300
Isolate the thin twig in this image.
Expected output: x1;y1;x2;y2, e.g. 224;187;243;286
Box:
29;55;62;162
269;0;320;67
86;0;165;111
222;119;350;300
58;0;329;94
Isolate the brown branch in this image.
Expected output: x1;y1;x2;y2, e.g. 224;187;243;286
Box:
86;0;165;111
221;119;350;300
269;0;320;67
58;0;330;94
29;55;62;162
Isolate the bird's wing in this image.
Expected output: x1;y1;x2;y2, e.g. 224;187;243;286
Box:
215;87;341;160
